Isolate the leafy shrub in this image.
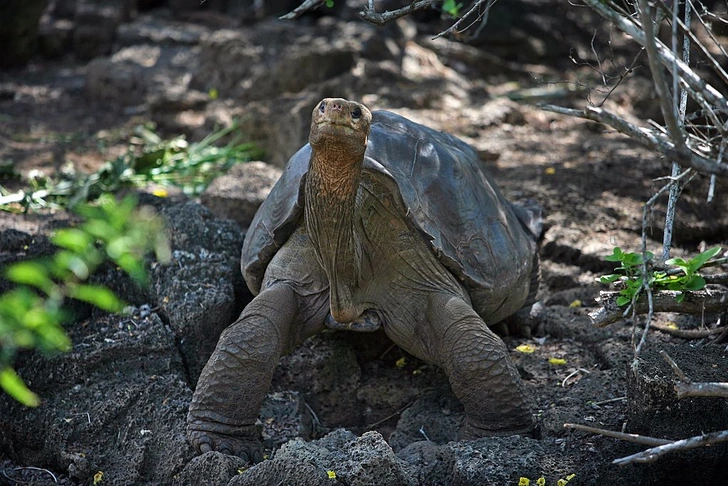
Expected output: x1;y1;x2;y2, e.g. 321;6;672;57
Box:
0;194;170;406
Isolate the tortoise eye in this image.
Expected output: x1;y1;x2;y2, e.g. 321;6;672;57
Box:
318;102;326;113
351;107;362;120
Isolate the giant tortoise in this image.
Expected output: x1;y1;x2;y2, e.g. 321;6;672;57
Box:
187;98;542;460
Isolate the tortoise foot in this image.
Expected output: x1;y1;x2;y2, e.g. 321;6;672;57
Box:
187;423;264;463
460;416;534;440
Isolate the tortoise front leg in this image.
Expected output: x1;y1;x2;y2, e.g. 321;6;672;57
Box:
422;293;534;437
187;283;311;462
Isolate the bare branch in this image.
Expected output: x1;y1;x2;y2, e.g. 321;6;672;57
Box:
589;287;728;328
583;0;728;122
636;0;688;154
279;0;327;20
650;322;726;339
676;382;728;399
540;105;728;178
359;0;440;26
564;423;672;446
433;0;497;40
613;429;728;465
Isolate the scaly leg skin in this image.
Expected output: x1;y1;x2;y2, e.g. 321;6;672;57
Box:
187;283;300;462
429;293;534;438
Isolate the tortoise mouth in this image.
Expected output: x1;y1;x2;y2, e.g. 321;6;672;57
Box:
314;120;358;137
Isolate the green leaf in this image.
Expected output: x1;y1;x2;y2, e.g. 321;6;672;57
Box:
616;295;631;306
51;228;93;253
0;367;40;407
67;284;125;313
687;246;722;273
5;261;54;294
599;274;621;284
605;247;624;262
664;257;688;268
684;275;706;291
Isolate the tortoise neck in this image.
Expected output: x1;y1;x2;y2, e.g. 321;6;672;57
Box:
304;145;364;323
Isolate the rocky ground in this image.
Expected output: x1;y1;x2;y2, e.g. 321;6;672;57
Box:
1;1;727;485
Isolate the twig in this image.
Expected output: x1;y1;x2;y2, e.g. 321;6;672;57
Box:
433;0;497;40
366;400;415;429
359;0;440;26
591;396;627;406
659;349;690;382
279;0;327;20
589;287;728;327
564;423;672;446
613;429;728;465
583;0;728;117
650;322;725;340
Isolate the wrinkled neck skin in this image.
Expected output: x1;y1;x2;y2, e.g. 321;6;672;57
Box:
305;139;365;323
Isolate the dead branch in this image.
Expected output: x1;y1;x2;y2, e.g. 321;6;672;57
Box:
279;0;327;20
359;0;440;26
589;287;728;327
676;382;728;399
650;322;725;339
540;105;728;179
583;0;728;116
564;423;672;446
612;429;728;465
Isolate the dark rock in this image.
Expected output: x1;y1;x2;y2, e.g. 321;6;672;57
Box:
86;44;198;106
150;202;246;381
38;19;75;59
232;430;417;486
0;313;194;484
388;387;463;452
189;19;391;103
116;14;209;46
260;391;314;449
200;162;282;231
274;333;363;429
174;451;249;486
73;1;126;60
0;0;48;67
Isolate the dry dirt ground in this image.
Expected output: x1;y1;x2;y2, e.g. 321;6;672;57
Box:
1;4;728;486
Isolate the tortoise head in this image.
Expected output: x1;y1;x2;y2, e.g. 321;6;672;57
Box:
309;98;372;154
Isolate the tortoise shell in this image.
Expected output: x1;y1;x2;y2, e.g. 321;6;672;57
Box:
241;110;541;322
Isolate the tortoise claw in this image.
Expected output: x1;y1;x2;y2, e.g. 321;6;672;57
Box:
187;426;264;462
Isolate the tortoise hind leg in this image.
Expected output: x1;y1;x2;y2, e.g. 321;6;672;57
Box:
187;283;317;461
426;293;534;437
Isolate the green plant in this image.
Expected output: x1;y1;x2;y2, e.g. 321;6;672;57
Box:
0;194;170;406
442;0;463;17
599;246;723;305
0;121;261;212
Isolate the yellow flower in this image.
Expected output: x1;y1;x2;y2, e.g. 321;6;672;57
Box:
152;188;169;198
548;358;567;365
518;478;530;486
545;167;556;175
568;299;582;308
93;471;104;485
395;357;407;368
516;344;536;354
327;470;337;479
536;478;546;486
